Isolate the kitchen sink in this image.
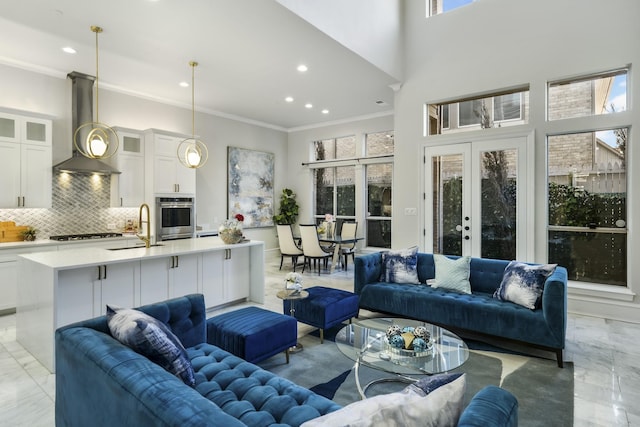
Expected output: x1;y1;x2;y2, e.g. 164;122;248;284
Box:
108;244;164;251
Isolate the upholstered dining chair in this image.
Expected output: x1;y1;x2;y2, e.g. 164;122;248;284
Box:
276;224;304;271
339;221;358;271
299;224;334;275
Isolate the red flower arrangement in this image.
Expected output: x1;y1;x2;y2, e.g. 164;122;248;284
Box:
235;214;244;222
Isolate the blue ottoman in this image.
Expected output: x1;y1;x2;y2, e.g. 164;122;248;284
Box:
284;286;359;343
206;306;297;364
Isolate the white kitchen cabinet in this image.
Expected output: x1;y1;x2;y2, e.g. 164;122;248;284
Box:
140;253;199;306
201;250;225;308
57;262;139;326
147;132;196;195
0;111;52;208
201;247;250;308
110;129;145;207
225;247;251;303
0;255;17;313
0;245;57;313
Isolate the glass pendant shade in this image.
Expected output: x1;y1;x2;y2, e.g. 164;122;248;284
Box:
74;25;118;160
178;137;208;169
74;122;118;159
178;60;208;169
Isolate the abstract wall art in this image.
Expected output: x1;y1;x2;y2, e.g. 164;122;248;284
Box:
227;147;274;228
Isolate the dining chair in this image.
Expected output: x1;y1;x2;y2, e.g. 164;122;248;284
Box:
299;224;334;275
339;222;358;271
276;224;304;271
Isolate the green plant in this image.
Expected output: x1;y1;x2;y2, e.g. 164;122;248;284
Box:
273;188;299;225
21;227;38;241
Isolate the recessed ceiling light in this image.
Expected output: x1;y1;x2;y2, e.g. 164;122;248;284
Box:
305;103;313;109
297;64;308;73
62;46;76;54
179;81;189;87
321;109;329;114
285;96;294;103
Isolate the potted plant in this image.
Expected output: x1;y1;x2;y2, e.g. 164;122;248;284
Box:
273;188;299;225
21;227;38;241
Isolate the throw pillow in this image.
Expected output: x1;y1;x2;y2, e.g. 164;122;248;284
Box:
493;261;558;309
300;373;466;427
106;305;196;387
379;246;420;284
432;254;472;294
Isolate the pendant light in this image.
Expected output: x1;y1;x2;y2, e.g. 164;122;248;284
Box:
74;25;118;159
178;61;208;168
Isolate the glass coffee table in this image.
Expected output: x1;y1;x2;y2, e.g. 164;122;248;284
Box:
335;317;469;398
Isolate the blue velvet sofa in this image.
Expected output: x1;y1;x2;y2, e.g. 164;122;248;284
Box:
354;252;568;367
55;294;519;426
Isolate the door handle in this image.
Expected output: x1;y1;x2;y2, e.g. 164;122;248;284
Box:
175;256;179;268
464;236;470;240
103;265;107;279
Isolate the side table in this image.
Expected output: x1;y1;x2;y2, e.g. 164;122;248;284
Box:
277;289;309;353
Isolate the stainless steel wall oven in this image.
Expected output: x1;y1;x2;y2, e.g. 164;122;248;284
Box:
155;197;195;240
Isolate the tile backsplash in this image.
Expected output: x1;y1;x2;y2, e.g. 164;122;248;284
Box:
0;172;138;238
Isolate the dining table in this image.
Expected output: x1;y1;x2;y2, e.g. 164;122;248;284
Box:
318;235;363;273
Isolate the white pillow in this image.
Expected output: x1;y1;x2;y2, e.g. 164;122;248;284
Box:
433;254;472;294
301;373;466;427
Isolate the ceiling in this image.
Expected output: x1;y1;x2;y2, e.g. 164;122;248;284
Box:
0;0;399;130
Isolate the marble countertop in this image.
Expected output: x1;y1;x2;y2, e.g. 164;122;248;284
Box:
18;237;261;270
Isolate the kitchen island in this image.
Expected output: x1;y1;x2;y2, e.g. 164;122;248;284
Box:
16;238;264;372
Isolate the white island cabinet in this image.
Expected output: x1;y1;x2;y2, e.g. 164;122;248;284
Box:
16;238;264;372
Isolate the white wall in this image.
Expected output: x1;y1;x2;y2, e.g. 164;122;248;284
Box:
276;0;404;81
0;63;288;249
396;0;640;321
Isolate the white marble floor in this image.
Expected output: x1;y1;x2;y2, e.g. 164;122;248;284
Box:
1;252;639;426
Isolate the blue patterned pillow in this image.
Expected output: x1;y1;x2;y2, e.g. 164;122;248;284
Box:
106;305;196;387
493;261;557;309
433;255;471;294
380;246;420;284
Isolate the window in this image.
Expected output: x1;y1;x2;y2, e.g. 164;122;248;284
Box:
313;136;356;230
459;99;482;127
547;129;627;285
428;0;476;16
548;69;627;120
310;131;393;248
427;87;529;135
365;131;394;248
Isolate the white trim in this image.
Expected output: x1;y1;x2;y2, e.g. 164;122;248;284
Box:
287;110;394;133
568;280;635;302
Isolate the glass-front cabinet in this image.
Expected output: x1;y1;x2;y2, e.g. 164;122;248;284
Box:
0;111;52;208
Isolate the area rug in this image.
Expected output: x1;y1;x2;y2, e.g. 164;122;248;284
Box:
258;326;574;426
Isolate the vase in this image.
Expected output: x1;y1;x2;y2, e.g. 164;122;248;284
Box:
220;228;243;244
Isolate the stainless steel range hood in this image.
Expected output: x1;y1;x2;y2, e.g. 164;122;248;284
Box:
53;71;120;175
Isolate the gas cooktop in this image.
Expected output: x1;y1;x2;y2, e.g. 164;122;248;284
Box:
49;232;123;241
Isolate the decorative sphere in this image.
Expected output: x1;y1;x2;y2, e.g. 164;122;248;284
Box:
413;326;430;341
401;326;415;334
389;334;405;349
412;337;428;352
386;325;402;337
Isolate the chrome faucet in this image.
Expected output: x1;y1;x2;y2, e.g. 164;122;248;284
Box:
137;203;151;248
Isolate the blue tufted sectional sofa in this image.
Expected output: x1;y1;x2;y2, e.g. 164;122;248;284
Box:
55;293;519;427
355;252;568;367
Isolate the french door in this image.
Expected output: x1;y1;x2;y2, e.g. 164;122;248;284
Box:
425;136;531;259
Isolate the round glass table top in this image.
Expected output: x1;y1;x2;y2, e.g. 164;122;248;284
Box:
335;317;469;376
